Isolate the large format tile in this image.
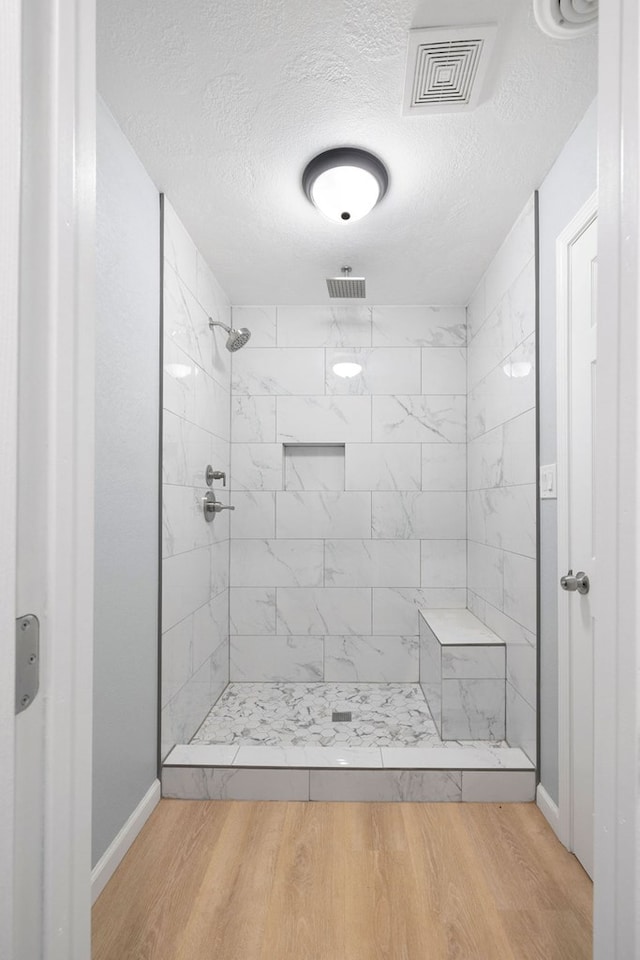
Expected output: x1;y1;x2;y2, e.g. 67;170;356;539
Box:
161;616;194;708
325;347;421;395
162;547;211;631
277;305;372;347
324;636;419;682
373;396;466;443
163;409;230;488
467;335;535;441
192;592;229;673
231;443;283;491
276;491;371;539
504;552;537;632
325;539;421;587
164;201;198;296
345;443;421;491
231;305;276;348
230;587;276;635
230;635;323;681
233;745;384;768
231;347;325;395
230;539;323;587
467;485;536;558
483;196;535;318
441;679;505;740
461;770;536;802
165;744;239;766
277;396;372;443
421;347;467;394
381;745;533;770
309;769;462;801
441;645;505;680
420;540;466;588
229;491;276;539
372;306;466;347
164;264;211;381
372;491;466;539
284;445;345;491
467;540;504;608
230;396;276;442
162;766;310;800
373;587;466;635
506;681;537;764
422;443;466;491
277;587;372;635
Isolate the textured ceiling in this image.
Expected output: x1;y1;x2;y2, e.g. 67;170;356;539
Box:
97;0;597;304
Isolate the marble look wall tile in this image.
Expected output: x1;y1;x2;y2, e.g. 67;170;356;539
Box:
419;617;441;685
229;491;276;539
441;679;505;740
421;540;466;588
325;348;421;395
372;491;466;539
478;600;536;647
309;769;462;801
422;443;466;491
164;263;210;376
324;635;419;682
193;366;230;439
422;348;467;395
461;770;536;802
373;587;466;635
506;682;536;764
506;642;536;708
231;443;283;490
193;592;229;673
503;552;537;633
276;492;371;539
161;616;193;708
231;347;325;396
467;540;504;609
373;396;466;444
483;196;535;318
163;339;197;422
466;278;486;342
382;745;533;771
467;485;536;558
162;546;211;631
467;335;535;441
230;539;323;587
277;587;372;635
230;635;323;681
231;396;276;442
230;587;276;635
165;744;240;766
163;201;198;296
277;305;372;347
162;483;226;558
231;305;276;348
441;645;505;680
284;445;345;491
233;745;384;768
210;540;230;597
277;396;372;443
325;539;421;588
503;410;537;486
372;306;466;347
162;766;310;801
345;443;421;491
163;410;230;488
160;653;226;760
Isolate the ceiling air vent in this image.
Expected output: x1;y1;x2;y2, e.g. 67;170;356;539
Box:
533;0;597;39
403;25;497;116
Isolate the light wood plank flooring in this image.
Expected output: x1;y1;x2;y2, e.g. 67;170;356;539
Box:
93;800;592;960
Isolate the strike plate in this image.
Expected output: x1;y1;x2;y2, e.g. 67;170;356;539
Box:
15;614;40;714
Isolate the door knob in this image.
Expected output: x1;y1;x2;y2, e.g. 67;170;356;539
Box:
560;569;590;595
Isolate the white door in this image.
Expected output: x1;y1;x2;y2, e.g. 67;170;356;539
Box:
558;200;597;878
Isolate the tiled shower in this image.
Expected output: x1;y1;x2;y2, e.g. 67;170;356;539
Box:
161;195;537;794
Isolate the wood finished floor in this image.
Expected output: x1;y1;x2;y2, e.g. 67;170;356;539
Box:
92;800;592;960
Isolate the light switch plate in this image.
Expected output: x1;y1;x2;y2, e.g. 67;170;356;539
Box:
540;463;557;499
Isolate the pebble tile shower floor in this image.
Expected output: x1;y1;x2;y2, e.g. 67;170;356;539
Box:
191;682;508;749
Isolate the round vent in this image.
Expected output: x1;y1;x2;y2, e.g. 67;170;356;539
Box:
533;0;598;38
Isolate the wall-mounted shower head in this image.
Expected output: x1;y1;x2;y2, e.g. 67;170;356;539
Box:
208;318;252;352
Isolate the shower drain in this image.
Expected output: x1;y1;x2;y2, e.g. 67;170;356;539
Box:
332;711;352;722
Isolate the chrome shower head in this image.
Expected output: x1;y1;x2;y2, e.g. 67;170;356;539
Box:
208;318;252;352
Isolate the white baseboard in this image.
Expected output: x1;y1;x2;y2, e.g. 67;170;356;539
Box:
91;778;161;903
536;782;561;838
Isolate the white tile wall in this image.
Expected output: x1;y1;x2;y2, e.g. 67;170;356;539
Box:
161;200;231;759
229;305;468;682
466;196;537;764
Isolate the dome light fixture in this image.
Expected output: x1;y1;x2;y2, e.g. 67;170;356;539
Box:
302;148;388;223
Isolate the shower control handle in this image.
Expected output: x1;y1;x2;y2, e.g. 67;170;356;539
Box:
205;466;226;487
202;490;235;522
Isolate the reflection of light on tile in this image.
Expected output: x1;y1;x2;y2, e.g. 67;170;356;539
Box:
336;757;349;766
165;362;192;379
502;361;532;379
332;362;362;379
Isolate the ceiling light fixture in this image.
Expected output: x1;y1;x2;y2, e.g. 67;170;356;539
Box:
302;148;389;223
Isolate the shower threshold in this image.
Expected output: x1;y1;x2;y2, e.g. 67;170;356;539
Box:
162;683;535;802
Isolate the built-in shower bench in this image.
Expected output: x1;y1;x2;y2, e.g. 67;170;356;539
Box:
419;609;506;741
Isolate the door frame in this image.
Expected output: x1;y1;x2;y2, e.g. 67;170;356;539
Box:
555;191;598;853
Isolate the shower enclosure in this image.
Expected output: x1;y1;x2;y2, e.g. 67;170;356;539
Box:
160;197;538;800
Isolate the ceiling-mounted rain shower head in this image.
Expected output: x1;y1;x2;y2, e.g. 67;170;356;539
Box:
326;266;366;299
208;318;252;352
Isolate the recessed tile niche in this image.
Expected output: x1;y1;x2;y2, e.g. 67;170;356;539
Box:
283;444;345;491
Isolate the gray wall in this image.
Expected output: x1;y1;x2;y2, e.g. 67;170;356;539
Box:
538;99;597;803
93;98;160;865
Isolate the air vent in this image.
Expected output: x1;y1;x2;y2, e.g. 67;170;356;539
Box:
326;266;366;299
403;25;497;115
533;0;597;38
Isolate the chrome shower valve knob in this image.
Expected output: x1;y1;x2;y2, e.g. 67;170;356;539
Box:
202;490;235;521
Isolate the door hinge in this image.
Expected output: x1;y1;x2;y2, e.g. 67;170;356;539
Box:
15;614;40;714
